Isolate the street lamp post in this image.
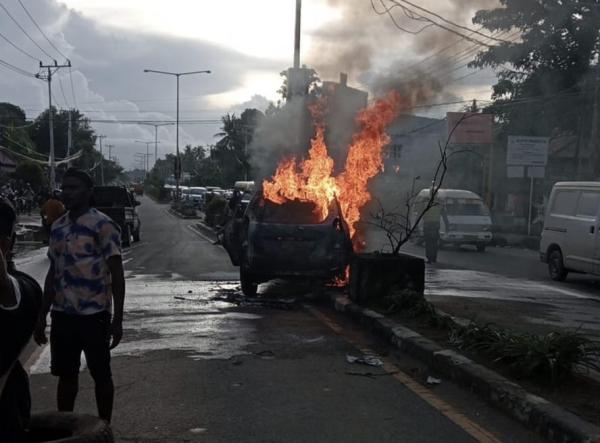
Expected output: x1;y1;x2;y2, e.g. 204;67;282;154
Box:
143;69;211;199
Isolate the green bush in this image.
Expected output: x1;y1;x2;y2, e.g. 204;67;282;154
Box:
204;196;227;227
450;322;600;385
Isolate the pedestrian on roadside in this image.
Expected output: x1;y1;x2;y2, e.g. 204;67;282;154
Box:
0;198;42;441
34;168;125;423
423;201;441;264
40;191;66;244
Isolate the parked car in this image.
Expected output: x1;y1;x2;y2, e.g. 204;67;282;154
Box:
92;186;141;247
411;188;493;252
222;193;353;296
540;181;600;281
188;187;207;208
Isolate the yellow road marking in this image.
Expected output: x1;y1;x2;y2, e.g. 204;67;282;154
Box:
306;305;502;443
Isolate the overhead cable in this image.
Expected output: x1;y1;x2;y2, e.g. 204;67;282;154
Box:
0;29;40;61
17;0;69;60
0;57;35;77
68;66;78;109
0;1;56;60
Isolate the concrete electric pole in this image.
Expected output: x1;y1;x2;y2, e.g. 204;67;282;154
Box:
36;60;72;190
97;135;107;185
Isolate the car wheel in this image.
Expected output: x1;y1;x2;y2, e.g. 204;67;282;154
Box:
122;225;131;248
548;249;568;281
240;267;257;297
27;411;114;442
132;228;141;242
476;243;486;252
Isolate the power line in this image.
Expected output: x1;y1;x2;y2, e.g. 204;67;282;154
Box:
371;0;433;34
0;1;56;60
68;66;78;109
389;0;513;44
0;57;35;78
374;0;494;47
17;0;68;60
0;29;40;61
58;74;70;108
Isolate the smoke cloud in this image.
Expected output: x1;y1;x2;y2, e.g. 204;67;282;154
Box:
306;0;500;94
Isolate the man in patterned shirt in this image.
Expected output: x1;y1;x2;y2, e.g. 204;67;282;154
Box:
34;168;125;423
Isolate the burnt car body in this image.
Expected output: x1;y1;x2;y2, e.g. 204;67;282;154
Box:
222;194;353;296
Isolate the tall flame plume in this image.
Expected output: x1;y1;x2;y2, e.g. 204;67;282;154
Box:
263;91;403;248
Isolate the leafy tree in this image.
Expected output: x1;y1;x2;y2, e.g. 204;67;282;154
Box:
213;109;264;185
0;103;37;159
12;161;45;191
28;108;96;159
470;0;600;176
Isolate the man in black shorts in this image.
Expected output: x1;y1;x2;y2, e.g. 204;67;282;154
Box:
34;168;125;423
0;198;42;441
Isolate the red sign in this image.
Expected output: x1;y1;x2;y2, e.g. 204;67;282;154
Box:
447;112;493;144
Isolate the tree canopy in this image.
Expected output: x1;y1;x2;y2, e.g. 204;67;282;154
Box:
471;0;600;175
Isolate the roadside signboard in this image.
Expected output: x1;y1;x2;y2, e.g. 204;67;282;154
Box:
447;112;493;144
506;136;549;166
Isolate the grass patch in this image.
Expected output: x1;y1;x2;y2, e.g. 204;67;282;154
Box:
371;288;600;386
450;323;600;385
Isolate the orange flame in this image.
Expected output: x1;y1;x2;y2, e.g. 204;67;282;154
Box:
263;91;403;247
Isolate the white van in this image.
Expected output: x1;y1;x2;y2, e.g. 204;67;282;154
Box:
540;182;600;281
412;189;493;251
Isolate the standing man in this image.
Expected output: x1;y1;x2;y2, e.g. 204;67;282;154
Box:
34;168;125;423
0;198;42;441
423;201;441;264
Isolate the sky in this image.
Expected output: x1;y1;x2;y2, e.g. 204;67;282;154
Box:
0;0;501;170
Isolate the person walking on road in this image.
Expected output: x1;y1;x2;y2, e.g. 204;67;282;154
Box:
423;202;441;264
34;168;125;423
0;198;42;441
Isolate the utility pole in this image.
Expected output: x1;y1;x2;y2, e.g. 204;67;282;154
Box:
107;144;115;162
135;140;157;176
589;64;600;179
97;135;106;185
67;110;72;165
139;122;174;168
36;60;72;190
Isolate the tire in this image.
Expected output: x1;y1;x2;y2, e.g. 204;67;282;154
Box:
548;249;568;281
122;225;131;248
240;268;257;297
27;411;114;442
476;243;486;252
132;228;141;242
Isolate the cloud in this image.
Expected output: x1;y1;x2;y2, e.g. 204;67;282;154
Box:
0;0;285;169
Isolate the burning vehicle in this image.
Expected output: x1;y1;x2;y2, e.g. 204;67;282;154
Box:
223;92;403;295
222;193;353;296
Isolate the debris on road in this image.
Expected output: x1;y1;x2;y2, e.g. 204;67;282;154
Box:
255;350;276;360
346;371;399;378
426;376;442;385
346;354;384;367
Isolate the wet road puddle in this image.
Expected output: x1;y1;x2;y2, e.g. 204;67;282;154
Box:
31;275;308;374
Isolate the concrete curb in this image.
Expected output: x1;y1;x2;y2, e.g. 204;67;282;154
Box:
167;208;200;220
329;293;600;443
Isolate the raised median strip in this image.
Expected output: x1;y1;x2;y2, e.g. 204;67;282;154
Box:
328;292;600;443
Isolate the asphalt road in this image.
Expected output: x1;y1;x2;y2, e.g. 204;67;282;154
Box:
21;197;541;442
367;228;600;338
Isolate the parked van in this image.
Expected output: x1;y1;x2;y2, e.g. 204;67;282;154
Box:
412;189;493;251
540;182;600;281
